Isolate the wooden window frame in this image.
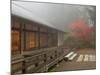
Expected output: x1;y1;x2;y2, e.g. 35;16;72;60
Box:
11;16;58;53
11;26;21;55
39;32;48;48
24;31;37;50
23;24;38;51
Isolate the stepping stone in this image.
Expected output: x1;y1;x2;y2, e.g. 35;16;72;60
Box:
89;55;96;61
84;55;89;62
76;54;83;62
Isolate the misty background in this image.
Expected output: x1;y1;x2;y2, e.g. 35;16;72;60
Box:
12;1;96;49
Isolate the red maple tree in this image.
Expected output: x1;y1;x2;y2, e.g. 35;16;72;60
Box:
69;19;93;42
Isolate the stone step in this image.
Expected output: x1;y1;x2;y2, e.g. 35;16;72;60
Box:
64;52;74;58
64;52;74;61
69;53;77;61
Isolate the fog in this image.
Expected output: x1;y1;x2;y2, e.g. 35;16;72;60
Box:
12;1;96;32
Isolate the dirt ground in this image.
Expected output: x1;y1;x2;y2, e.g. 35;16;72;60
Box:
49;48;96;72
